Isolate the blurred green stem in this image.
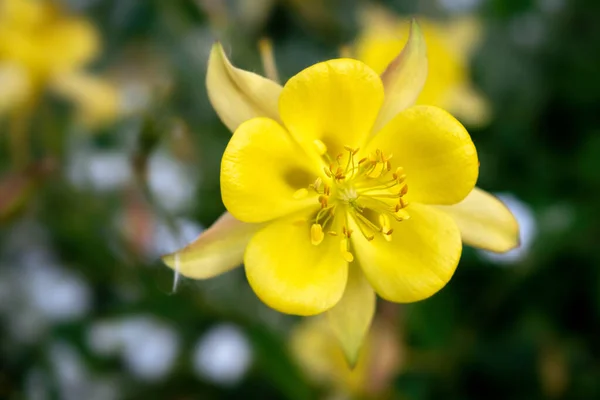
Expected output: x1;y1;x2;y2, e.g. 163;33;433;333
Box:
9;98;35;171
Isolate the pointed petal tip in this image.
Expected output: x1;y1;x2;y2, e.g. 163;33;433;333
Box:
373;16;428;132
341;341;363;369
206;40;282;132
438;188;521;254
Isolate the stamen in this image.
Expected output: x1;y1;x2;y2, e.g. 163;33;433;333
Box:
340;238;354;262
394;209;410;221
352;211;377;240
318;194;328;208
379;214;391;232
313;139;328;155
302;146;410;249
293;188;308;199
342;225;353;238
311;224;324;245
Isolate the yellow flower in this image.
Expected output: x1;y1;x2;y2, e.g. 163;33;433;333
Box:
0;0;119;126
163;21;519;364
355;7;490;126
291;316;400;397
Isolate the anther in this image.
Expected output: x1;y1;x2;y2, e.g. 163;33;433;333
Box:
340;239;354;262
311;224;324;245
379;214;391;231
400;184;408;196
384;229;393;242
293;188;308;199
313;139;328;155
395;209;410;221
318;195;328;208
342;226;353;238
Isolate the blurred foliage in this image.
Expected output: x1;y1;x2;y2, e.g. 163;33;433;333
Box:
1;0;600;399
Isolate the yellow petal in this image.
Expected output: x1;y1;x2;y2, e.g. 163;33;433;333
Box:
245;218;348;316
351;203;462;302
162;212;261;279
444;84;491;127
327;265;375;367
290;316;369;394
43;17;99;74
0;63;31;115
206;42;282;132
51;72;120;127
367;105;478;205
436;187;519;253
279;59;384;160
444;16;483;58
221;117;320;223
372;19;428;132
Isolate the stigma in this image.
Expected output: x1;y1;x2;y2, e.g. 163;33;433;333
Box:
301;141;410;261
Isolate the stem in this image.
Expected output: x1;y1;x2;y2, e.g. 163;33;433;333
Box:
258;38;280;83
9;99;35;170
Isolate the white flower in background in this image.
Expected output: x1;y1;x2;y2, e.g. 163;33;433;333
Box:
478;193;537;265
438;0;483;13
148;150;197;213
193;324;253;386
87;316;180;381
48;341;120;400
22;254;92;322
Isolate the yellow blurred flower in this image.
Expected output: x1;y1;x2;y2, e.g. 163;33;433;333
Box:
163;22;519;365
0;0;119;126
355;7;490;126
291;316;401;398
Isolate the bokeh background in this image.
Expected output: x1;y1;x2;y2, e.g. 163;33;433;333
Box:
1;0;599;399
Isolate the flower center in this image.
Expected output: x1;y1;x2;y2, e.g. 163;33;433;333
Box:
298;140;410;261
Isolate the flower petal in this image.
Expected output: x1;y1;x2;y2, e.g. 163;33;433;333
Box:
245;218;348;316
327;265;375;367
372;19;428;132
0;63;31;115
51;72;120;127
290;316;369;393
351;203;462;302
162;212;260;279
367;105;478;205
444;16;483;58
444;84;491;127
279;59;384;160
221;117;320;223
436;187;519;253
206;42;282;132
43;17;99;74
